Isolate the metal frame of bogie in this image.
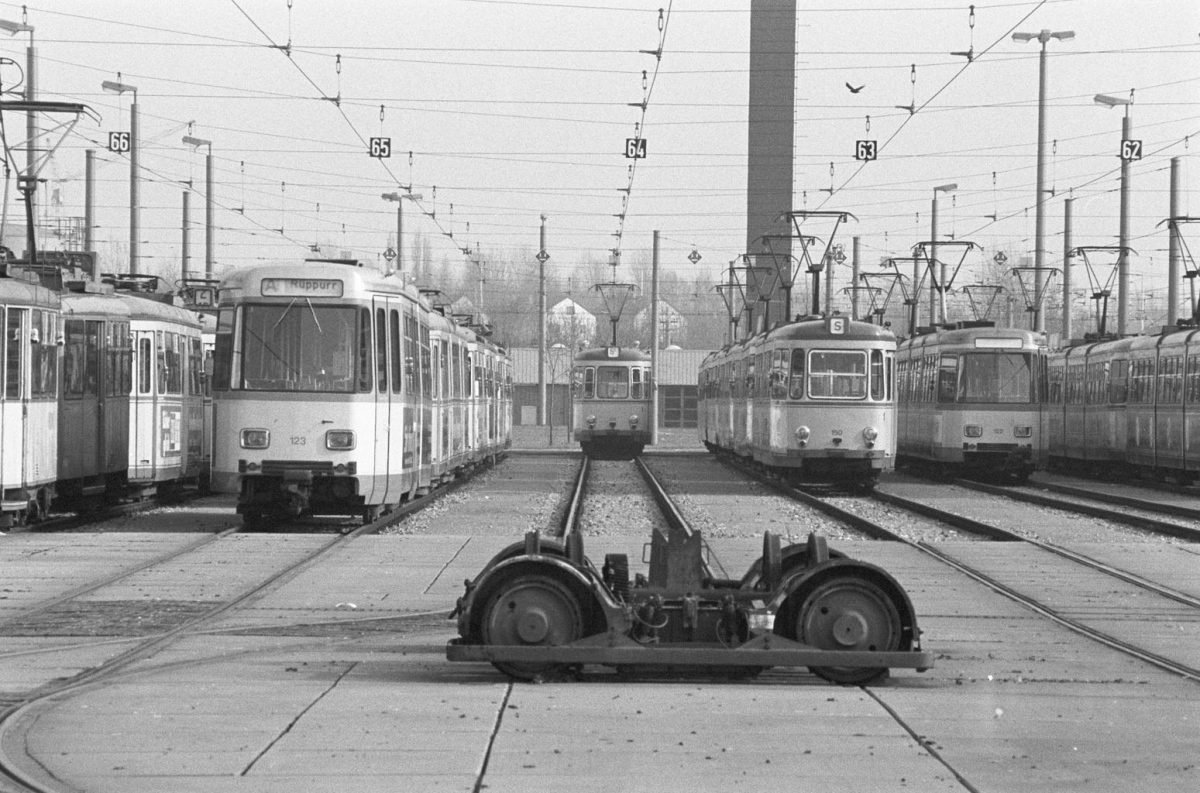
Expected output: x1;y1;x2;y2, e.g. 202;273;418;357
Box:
448;523;933;685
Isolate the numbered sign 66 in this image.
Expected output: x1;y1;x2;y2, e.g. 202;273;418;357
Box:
108;132;131;153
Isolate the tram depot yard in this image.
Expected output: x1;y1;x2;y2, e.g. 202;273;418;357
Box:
1;456;1197;792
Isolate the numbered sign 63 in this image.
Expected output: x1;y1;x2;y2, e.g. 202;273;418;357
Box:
855;140;877;161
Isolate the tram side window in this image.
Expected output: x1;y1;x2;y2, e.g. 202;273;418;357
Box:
871;350;885;400
420;323;432;397
886;352;895;401
1160;356;1183;404
159;331;183;395
1109;358;1128;403
357;308;372;393
631;367;644;399
404;311;418;395
1047;364;1064;404
63;320;100;399
937;354;958;403
788;349;805;399
375;309;388;393
212;309;234;392
32;310;58;399
4;307;20;399
189;336;204;396
583;366;595;398
1085;362;1107;405
106;323;122;398
390;309;403;394
139;337;153;394
1187;356;1200;404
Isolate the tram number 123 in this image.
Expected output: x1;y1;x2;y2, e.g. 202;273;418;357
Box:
290;436;307;446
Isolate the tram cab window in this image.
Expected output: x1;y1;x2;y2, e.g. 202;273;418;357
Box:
598;365;628;399
957;353;1034;404
4;307;21;399
788;349;805;399
809;350;866;399
240;303;360;392
582;367;595;399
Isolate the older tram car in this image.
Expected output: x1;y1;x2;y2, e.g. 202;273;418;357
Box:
572;346;653;459
1047;326;1200;483
699;316;896;484
0;270;60;526
897;323;1046;480
211;260;510;527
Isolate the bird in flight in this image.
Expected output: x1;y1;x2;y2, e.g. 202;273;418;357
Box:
846;82;864;93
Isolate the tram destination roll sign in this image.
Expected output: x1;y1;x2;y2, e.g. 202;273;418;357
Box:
261;278;344;298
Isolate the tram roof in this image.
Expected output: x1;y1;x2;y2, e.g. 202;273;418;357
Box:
899;323;1045;352
218;260;418;303
121;293;203;327
0;274;61;309
574;346;652;363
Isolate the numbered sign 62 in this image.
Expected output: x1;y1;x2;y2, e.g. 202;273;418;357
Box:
370;137;392;158
107;131;131;153
1121;139;1142;161
625;138;647;159
855;140;878;161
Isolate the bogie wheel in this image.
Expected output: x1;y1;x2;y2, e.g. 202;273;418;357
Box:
480;572;587;681
779;573;903;685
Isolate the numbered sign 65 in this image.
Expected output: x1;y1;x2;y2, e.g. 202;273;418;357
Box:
369;137;392;158
108;131;131;153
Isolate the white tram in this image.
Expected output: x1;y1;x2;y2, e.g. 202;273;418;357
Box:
0;268;60;526
699;316;896;484
571;346;653;459
211;260;510;526
897;322;1046;480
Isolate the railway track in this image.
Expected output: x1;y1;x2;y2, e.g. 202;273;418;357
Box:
0;475;479;793
710;455;1200;684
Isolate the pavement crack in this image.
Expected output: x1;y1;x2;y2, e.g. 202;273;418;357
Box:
424;537;473;594
473;682;514;793
865;687;981;793
240;661;358;776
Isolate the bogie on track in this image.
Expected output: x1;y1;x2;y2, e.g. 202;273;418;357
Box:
448;525;932;685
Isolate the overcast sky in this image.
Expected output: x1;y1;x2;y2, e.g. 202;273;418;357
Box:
1;0;1197;324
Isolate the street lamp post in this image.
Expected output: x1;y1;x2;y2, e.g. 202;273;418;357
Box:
381;190;423;280
1013;28;1074;333
1094;92;1133;336
182;136;214;279
0;16;35;217
102;78;139;273
931;183;957;326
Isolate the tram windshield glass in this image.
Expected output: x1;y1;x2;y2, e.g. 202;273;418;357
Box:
240;302;362;392
955;352;1033;403
808;351;867;399
597;365;629;399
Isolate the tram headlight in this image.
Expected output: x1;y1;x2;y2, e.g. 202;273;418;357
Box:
1013;426;1033;438
863;426;879;442
326;430;356;450
587;415;597;428
240;429;270;449
630;414;640;427
964;424;983;438
794;425;810;447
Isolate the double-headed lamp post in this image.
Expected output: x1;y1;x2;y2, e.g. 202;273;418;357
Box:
1012;29;1074;332
381;191;422;280
182;136;214;280
102;78;139;273
0;16;35;199
1094;92;1133;336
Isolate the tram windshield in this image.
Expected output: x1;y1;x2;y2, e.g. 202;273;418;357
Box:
240;302;362;392
955;352;1034;404
597;365;629;399
808;351;867;399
